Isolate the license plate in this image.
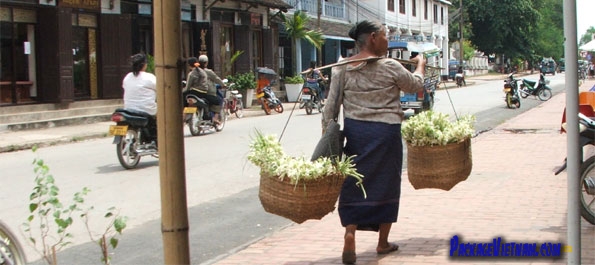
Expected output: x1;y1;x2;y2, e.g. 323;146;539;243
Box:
183;107;197;114
301;94;311;100
109;125;128;136
503;88;511;93
256;92;265;98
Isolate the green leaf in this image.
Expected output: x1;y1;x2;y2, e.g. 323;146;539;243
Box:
110;237;119;249
29;203;38;212
114;216;128;234
104;212;114;218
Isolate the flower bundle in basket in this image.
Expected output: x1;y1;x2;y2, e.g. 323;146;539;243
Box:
401;111;475;191
248;132;366;224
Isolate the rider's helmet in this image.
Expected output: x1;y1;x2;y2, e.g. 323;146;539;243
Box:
198;55;209;64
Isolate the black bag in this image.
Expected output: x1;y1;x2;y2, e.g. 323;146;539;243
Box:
311;120;344;161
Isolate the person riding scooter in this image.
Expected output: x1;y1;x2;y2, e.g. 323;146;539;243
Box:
183;57;222;124
198;55;225;124
455;66;466;87
304;61;328;102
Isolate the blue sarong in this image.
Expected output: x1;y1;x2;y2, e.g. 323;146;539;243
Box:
338;118;402;231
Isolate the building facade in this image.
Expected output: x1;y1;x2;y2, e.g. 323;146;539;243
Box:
0;0;449;107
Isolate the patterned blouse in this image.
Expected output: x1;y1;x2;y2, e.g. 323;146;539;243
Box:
322;57;424;126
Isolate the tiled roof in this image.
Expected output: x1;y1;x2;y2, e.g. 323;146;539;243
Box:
305;19;354;39
243;0;292;10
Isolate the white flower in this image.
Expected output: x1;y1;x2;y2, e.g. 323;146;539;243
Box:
402;111;475;146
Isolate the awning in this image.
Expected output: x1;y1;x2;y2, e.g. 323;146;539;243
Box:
580;39;595;52
388;41;441;57
322;35;353;42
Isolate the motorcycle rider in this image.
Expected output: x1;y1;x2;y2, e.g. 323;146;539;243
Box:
183;57;221;124
122;53;157;148
304;61;328;102
455;66;466;87
198;55;225;123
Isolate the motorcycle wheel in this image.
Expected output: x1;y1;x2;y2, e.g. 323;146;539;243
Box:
273;102;284;113
305;103;313;115
235;100;244;118
188;112;201;136
537;88;552;101
0;221;26;265
116;129;141;169
506;93;514;109
261;99;271;115
520;89;529;99
578;156;595;225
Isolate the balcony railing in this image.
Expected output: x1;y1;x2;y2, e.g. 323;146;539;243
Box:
285;0;345;20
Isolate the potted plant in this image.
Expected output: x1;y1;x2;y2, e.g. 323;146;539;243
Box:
227;72;256;107
283;75;304;102
247;131;366;223
401;111;475;191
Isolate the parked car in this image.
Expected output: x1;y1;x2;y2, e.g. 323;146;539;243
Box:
540;57;556;75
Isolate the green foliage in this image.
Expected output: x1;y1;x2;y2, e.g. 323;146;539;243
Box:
462;40;476;61
223;50;244;77
281;11;325;75
580;26;595;46
226;72;256;91
283;75;304;84
466;0;540;60
22;147;127;265
146;54;155;74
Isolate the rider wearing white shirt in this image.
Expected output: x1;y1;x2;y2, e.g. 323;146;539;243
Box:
123;54;157;116
122;53;158;146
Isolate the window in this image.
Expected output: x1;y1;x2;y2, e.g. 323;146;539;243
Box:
1;7;37;105
433;4;438;24
399;0;405;14
424;0;428;20
388;0;394;12
441;7;444;25
412;0;416;17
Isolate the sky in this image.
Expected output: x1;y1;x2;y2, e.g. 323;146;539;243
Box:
577;0;594;38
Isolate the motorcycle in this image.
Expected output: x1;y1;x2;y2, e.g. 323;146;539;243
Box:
0;220;26;265
109;108;158;169
183;86;227;136
256;83;284;115
221;82;244;119
555;112;595;224
455;73;465;88
518;73;552;101
503;72;521;109
300;82;323;115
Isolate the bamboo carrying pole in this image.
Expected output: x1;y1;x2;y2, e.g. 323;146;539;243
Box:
154;0;191;263
300;56;443;75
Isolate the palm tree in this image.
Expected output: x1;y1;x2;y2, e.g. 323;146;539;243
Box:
282;11;325;75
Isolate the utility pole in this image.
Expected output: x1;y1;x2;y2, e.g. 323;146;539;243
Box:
153;0;191;264
459;0;464;66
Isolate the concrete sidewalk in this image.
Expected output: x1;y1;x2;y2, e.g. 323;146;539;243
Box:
209;79;595;265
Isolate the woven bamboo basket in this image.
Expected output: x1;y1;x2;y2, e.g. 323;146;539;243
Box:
258;172;344;224
406;138;472;191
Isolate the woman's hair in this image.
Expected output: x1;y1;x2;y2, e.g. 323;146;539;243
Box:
187;57;200;68
131;53;147;76
348;20;383;47
310;61;316;69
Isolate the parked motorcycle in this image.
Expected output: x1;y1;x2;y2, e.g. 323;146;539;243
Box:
221;82;244;119
518;73;552;101
300;85;323;115
256;84;284;115
109;109;158;169
555;113;595;224
183;89;226;136
503;72;521;109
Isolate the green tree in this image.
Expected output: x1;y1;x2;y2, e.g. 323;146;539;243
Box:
466;0;540;60
580;26;595;46
531;0;564;60
281;11;325;75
